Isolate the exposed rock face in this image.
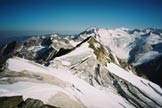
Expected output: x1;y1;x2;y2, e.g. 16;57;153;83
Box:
0;35;76;71
88;37;109;65
35;47;57;64
0;96;59;108
19;98;44;108
0;41;22;71
0;96;23;108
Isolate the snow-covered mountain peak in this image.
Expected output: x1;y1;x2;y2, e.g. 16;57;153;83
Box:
85;26;98;32
115;27;129;31
83;28;133;60
53;36;120;66
80;27;133;55
79;27;162;65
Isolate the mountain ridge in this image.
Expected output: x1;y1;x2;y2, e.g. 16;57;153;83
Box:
0;27;162;108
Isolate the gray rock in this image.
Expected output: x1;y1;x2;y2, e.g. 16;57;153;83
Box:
18;98;44;108
0;96;23;108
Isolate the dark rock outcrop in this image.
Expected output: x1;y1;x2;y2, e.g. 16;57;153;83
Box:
18;98;44;108
0;35;76;71
41;105;60;108
0;96;23;108
0;96;60;108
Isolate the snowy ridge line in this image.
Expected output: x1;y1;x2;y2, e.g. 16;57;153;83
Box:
1;57;133;108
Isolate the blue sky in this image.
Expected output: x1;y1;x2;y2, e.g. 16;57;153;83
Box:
0;0;162;34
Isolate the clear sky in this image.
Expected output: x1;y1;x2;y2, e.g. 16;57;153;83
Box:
0;0;162;34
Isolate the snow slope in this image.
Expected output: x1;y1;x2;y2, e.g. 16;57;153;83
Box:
107;63;162;104
80;27;162;65
1;54;162;108
1;41;162;107
51;36;162;108
0;57;133;108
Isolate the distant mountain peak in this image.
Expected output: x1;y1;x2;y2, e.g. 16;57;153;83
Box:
85;26;98;31
115;27;129;31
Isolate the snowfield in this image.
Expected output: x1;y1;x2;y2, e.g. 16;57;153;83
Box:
0;57;133;108
82;27;162;64
1;56;162;108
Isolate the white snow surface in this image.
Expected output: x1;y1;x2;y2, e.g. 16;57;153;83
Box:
55;41;93;60
0;82;66;102
0;57;133;108
106;63;162;103
85;27;162;64
96;28;135;59
2;56;162;108
69;40;80;47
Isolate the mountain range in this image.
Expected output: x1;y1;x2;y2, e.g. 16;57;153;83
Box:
0;27;162;108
